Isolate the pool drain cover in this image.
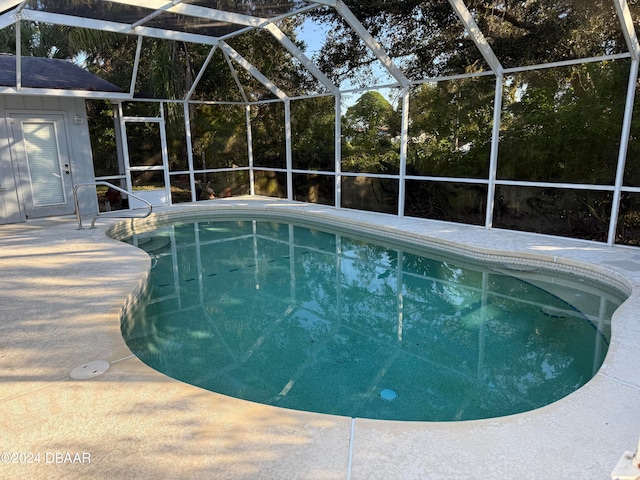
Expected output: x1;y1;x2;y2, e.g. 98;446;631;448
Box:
380;388;398;401
70;360;110;380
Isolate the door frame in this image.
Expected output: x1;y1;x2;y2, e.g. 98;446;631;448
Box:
119;107;171;207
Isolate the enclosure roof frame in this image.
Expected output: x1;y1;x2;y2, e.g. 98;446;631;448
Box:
0;1;636;105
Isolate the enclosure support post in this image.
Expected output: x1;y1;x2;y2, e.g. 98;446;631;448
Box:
335;94;342;209
159;102;172;206
398;87;410;217
608;0;640;245
116;102;133;195
246;105;255;196
485;74;504;229
183;101;196;202
15;19;20;90
111;101;127;193
447;0;504;230
608;59;639;246
285;99;293;201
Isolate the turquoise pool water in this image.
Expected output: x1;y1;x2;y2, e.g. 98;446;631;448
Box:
121;218;623;421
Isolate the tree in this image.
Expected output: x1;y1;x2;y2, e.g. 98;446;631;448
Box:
342;91;400;172
498;60;628;184
291;96;336;171
407;77;495;179
310;0;627;82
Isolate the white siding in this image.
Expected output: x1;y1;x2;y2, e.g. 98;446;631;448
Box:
0;94;99;224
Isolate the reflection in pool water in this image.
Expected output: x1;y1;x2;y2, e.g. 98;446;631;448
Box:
121;218;624;421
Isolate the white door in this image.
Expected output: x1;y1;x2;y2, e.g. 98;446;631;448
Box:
10;114;75;218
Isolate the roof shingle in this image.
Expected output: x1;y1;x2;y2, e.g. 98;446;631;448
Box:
0;54;122;92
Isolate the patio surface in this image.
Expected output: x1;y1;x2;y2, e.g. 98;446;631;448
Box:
1;197;640;480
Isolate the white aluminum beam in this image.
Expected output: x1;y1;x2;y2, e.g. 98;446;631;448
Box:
608;59;639;245
215;3;328;43
158;102;172;206
285;99;293;200
222;50;250;103
398;87;410;217
334;0;409;88
185;45;218;101
267;3;325;25
181;101;198;202
447;0;503;75
130;1;185;29
608;0;640;244
102;0;265;29
484;75;504;229
129;36;143;96
0;9;18;30
246;105;255;195
446;0;503;229
308;1;338;7
0;86;132;99
22;9;218;46
219;41;288;100
115;102;134;193
14;0;26;14
15;17;20;89
503;53;631;74
264;23;339;96
334;94;342;208
613;0;640;61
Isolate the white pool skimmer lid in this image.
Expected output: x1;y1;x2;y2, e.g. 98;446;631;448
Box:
70;360;110;380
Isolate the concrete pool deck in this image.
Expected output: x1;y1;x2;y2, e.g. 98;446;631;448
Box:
1;197;640;479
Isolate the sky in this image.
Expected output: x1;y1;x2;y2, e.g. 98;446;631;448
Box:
295;16;398;109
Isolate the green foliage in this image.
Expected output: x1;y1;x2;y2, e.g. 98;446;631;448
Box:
344;91;397;137
494;186;613;241
164;103;188;171
226;25;314;98
342;91;400;173
0;22;72;58
407;77;495;178
499;60;629;184
191;104;248;169
291;96;336;171
312;0;626;80
86;100;118;177
251;102;286;168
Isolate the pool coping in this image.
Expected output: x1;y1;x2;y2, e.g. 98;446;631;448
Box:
2;196;640;479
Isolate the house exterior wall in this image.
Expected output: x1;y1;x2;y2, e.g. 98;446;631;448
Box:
0;94;99;224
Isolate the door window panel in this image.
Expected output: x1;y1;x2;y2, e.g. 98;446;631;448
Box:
23;122;65;206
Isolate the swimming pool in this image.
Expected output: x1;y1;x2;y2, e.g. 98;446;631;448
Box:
119;212;626;422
